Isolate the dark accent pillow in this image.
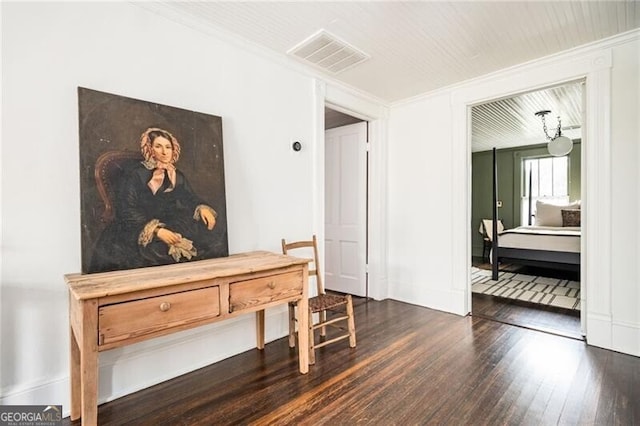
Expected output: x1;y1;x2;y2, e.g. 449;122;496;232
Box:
561;209;581;227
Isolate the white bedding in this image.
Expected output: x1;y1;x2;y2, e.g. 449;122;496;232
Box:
498;225;581;253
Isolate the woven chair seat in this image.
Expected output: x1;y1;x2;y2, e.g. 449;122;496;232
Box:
309;294;348;313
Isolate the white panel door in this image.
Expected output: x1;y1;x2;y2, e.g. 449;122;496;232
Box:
325;122;367;296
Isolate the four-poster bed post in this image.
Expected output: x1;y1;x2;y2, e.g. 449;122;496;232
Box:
527;167;533;226
492;147;499;280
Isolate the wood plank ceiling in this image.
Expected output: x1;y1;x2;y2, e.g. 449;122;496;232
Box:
139;2;638;151
472;81;584;152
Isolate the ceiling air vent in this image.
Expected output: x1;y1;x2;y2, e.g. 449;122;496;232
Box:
288;30;369;74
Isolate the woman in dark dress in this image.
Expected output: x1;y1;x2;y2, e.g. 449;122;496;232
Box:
90;127;223;273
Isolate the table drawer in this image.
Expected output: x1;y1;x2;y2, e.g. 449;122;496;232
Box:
229;271;302;312
99;286;220;345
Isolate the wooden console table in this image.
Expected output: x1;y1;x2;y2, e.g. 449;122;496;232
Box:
65;251;310;425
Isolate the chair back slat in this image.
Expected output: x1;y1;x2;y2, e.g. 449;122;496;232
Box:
281;235;324;296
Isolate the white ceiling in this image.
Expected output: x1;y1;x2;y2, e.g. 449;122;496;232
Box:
139;1;639;150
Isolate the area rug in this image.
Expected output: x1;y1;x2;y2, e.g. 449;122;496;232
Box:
471;267;581;310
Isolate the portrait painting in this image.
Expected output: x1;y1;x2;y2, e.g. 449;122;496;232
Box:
78;87;228;274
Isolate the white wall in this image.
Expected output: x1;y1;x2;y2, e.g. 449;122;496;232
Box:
0;2;319;409
387;33;640;356
387;93;460;311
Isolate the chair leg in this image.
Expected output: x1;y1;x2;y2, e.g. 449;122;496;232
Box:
288;303;296;348
319;310;327;337
308;306;316;365
345;295;356;348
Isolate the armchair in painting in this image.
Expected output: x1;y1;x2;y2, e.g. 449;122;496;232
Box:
94;150;143;224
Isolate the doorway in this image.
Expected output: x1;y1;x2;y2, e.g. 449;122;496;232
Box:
469;81;585;339
324;107;368;298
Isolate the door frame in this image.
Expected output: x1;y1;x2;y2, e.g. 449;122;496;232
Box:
468;78;586;332
452;49;613;348
314;80;389;301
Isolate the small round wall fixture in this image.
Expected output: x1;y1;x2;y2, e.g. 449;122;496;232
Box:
292;141;302;152
547;135;573;156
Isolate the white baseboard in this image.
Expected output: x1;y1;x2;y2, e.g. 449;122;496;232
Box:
586;313;640;357
612;320;640;357
389;284;467;317
586;313;613;349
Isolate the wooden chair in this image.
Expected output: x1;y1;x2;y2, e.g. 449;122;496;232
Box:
480;219;504;261
282;235;356;365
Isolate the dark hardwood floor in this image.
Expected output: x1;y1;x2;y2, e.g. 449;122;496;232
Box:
472;294;582;340
65;298;639;425
472;258;582;339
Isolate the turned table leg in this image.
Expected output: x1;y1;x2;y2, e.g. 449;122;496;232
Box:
297;266;309;373
256;310;265;350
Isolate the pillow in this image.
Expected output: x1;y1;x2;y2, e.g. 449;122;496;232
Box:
561;209;581;227
534;200;581;227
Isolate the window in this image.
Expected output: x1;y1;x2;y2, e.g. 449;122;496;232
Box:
522;156;569;225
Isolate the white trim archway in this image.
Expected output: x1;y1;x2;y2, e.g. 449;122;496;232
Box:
451;49;612;348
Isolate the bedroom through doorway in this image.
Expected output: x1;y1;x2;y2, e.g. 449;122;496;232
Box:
470;80;585;340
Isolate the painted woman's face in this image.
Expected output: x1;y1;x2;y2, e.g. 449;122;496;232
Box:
151;136;173;164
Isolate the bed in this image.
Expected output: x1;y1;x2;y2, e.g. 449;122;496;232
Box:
488;147;581;279
494;225;581;272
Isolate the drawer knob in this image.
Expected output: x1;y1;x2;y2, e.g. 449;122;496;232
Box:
267;281;276;290
159;302;171;312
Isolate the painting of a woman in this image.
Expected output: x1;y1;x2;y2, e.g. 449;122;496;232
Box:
89;127;226;273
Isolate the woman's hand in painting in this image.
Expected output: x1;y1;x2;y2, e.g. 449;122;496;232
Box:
201;209;216;230
156;228;183;245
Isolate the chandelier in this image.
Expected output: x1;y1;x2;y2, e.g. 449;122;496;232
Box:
534;110;573;156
